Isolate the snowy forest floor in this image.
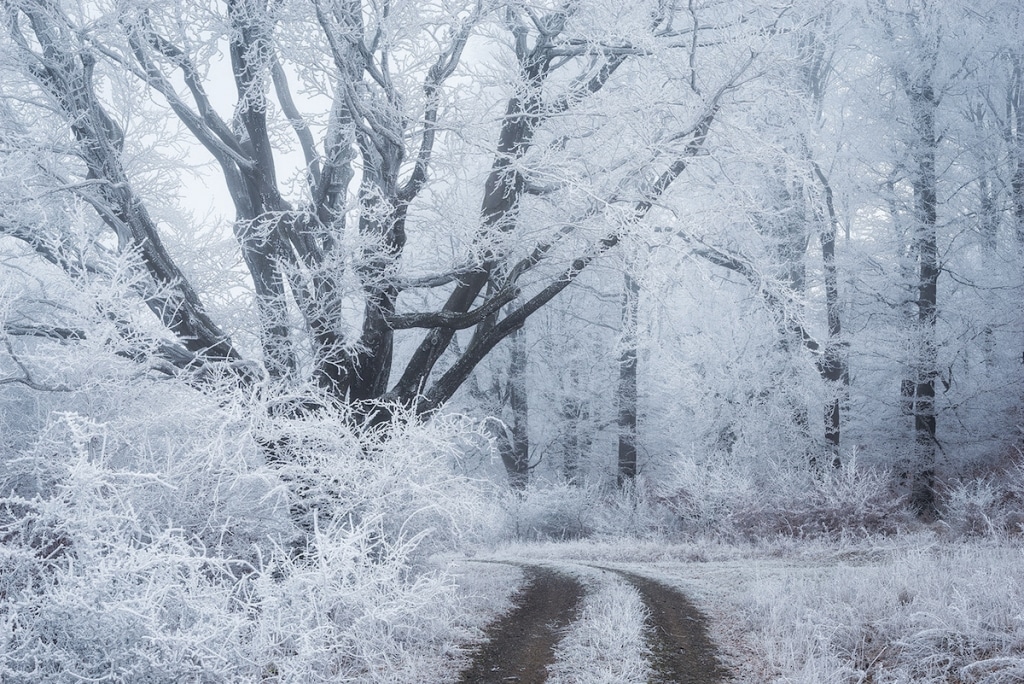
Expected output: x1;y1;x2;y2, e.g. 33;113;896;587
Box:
442;534;1024;683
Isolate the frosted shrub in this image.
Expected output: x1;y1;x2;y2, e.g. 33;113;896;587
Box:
942;479;1002;538
0;360;501;681
0;439;256;681
497;477;682;541
729;463;909;539
658;452;910;539
242;518;466;682
499;450;913;543
589;479;684;539
657;454;755;536
257;404;500;560
939;466;1024;538
501;480;598;540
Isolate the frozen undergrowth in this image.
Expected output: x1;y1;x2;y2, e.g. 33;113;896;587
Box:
731;542;1024;683
3;343;1022;682
0;374;507;683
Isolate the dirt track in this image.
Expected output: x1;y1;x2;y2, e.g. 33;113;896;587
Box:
599;567;730;684
457;562;729;683
456;565;585;683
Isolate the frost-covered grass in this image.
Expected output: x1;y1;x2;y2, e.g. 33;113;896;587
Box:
472;444;1024;683
729;541;1024;683
545;568;652;684
437;560;523;676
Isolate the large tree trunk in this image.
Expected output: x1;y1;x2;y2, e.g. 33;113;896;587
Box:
908;80;940;519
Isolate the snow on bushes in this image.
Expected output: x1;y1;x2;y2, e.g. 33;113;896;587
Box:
0;360;501;682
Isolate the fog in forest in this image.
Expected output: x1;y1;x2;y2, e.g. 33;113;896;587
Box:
2;1;1023;681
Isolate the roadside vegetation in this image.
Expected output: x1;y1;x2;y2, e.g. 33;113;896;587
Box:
2;349;1022;682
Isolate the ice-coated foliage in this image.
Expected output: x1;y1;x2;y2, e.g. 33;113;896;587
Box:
734;543;1024;683
0;344;502;682
662;451;912;540
2;0;1024;679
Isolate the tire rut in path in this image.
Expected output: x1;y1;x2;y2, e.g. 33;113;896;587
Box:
457;564;585;683
594;566;730;684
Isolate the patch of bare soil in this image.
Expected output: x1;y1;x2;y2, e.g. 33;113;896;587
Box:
601;567;731;684
457;564;585;683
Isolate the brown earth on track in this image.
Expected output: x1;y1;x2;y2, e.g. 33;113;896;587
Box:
599;567;731;684
456;564;585;684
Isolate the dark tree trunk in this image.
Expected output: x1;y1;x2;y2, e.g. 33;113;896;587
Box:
1012;60;1024;244
773;182;813;457
559;370;590;486
908;80;940;519
478;325;531;491
617;272;639;487
812;162;849;469
506;326;531;488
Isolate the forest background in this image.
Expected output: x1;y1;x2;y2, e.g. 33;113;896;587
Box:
2;0;1024;681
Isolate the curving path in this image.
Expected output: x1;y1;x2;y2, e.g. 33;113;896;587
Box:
457;561;729;683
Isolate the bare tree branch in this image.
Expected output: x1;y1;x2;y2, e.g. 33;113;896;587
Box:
1;336;72;391
399;0;484;202
3;323;85;340
271;56;322;188
385;285;518;330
